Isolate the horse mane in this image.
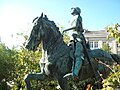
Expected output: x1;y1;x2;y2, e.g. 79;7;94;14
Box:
32;14;61;37
41;15;61;38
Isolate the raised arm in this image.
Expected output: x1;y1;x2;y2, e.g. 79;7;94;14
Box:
62;27;76;34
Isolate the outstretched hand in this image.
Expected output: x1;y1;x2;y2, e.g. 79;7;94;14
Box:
62;27;75;35
62;29;69;35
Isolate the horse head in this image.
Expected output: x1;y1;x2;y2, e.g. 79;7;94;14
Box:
26;13;61;51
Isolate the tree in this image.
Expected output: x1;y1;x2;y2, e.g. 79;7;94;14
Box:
102;23;120;89
106;23;120;47
0;43;17;89
101;43;112;53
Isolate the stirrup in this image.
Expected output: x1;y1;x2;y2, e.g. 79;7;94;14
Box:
63;72;78;78
63;73;73;78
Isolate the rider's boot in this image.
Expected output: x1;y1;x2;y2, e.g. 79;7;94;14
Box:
73;57;82;77
72;41;84;78
63;57;83;78
63;41;84;79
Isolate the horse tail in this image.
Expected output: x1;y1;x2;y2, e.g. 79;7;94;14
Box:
110;54;120;64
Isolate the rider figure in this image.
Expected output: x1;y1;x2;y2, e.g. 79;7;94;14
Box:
63;7;85;78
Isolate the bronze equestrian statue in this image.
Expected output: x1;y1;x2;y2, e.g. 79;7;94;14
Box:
24;12;120;90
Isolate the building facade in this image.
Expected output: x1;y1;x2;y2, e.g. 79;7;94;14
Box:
84;30;120;55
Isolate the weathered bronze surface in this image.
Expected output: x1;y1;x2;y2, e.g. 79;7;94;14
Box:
24;13;120;90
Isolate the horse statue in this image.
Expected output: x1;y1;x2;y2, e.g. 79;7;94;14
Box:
24;13;120;90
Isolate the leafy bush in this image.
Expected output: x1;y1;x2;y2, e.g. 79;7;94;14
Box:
102;65;120;90
102;23;120;89
0;43;17;89
11;44;42;90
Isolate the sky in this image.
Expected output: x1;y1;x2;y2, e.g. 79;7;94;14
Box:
0;0;120;48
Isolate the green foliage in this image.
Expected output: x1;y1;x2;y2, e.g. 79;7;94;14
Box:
0;40;42;89
101;43;112;53
102;23;120;89
106;23;120;47
12;45;41;90
0;43;17;89
102;65;120;90
63;34;70;44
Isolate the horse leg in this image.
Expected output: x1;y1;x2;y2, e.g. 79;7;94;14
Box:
24;73;46;90
93;71;103;89
57;77;68;90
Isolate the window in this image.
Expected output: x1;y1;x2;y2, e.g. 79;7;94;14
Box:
89;41;98;49
89;42;93;48
103;42;106;45
94;42;98;48
117;43;118;47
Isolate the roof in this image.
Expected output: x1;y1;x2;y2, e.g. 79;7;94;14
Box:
84;30;108;38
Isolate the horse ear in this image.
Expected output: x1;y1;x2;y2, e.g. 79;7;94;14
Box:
44;15;48;20
37;13;43;22
40;13;43;18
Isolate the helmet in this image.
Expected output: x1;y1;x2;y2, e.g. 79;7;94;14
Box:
75;7;81;14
